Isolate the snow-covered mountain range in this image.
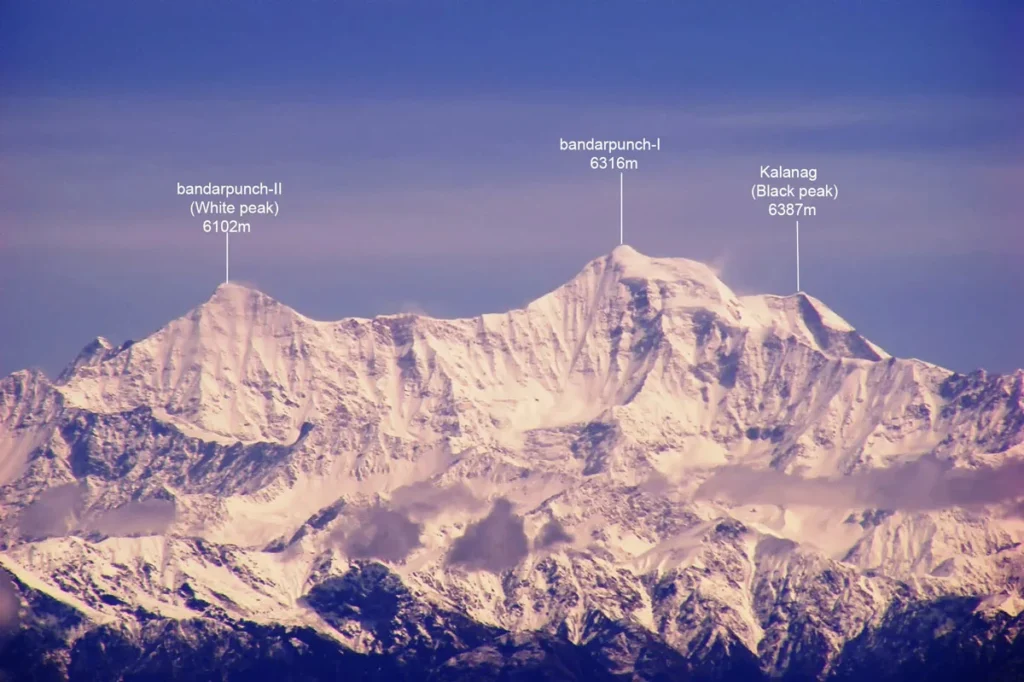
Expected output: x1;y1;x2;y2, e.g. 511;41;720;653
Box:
2;246;1023;681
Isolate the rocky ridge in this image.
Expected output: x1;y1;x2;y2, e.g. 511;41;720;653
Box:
1;246;1022;680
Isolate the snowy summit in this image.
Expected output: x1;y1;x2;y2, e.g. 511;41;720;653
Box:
1;247;1022;680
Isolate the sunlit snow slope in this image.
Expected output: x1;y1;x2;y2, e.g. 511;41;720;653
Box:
1;246;1023;679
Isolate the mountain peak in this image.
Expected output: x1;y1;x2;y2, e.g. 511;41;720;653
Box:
544;244;741;318
210;280;265;299
607;247;726;302
56;336;117;383
608;243;641;261
199;281;287;320
603;244;717;282
7;246;1024;681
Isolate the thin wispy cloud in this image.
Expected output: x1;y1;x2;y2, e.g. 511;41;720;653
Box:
695;457;1024;512
337;507;423;563
329;481;482;563
447;498;529;573
83;499;177;537
535;518;573;550
17;483;84;539
17;485;176;539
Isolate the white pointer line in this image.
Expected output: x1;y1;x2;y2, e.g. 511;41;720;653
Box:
225;232;230;284
619;172;624;245
796;220;800;293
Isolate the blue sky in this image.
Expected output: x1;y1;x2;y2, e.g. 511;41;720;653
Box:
1;0;1022;376
3;1;1019;97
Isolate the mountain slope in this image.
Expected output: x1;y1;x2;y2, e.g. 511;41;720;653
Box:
1;246;1022;680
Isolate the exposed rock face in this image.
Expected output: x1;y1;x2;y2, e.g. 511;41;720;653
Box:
1;246;1022;680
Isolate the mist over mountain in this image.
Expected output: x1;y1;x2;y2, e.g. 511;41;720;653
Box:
1;246;1022;681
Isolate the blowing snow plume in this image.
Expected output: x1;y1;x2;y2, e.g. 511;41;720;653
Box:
695;456;1024;511
447;498;528;572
